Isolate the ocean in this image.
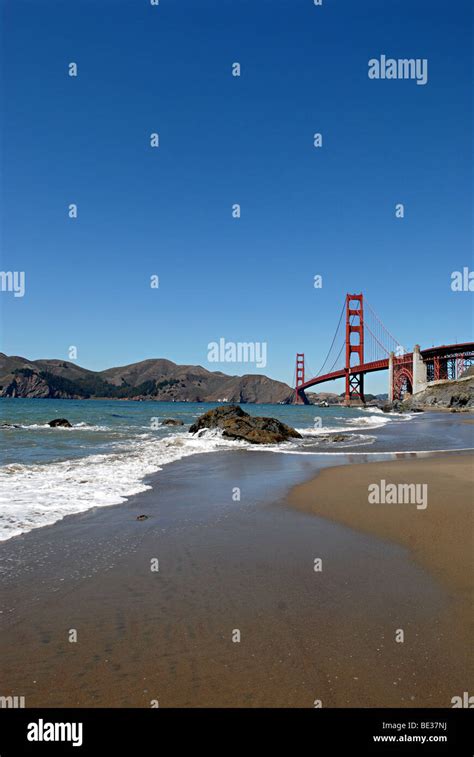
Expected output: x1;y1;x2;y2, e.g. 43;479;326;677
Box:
0;398;472;542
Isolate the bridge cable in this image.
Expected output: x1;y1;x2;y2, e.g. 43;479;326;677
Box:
326;340;345;375
365;300;401;352
313;299;346;377
364;323;391;358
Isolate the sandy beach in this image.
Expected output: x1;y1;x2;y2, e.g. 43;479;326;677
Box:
0;447;472;708
290;453;474;687
289;454;474;599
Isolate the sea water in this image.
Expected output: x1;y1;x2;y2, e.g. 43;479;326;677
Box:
0;398;471;541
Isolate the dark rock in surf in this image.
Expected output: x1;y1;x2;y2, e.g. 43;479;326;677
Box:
48;418;72;428
189;404;301;445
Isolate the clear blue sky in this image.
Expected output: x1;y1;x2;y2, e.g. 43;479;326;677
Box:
1;0;472;394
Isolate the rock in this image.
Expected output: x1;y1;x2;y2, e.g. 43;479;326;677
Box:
136;514;149;521
382;400;410;414
189;404;302;444
0;422;21;428
161;418;184;426
328;434;350;442
383;379;474;412
449;393;470;408
48;418;72;428
1;372;53;399
400;378;474;410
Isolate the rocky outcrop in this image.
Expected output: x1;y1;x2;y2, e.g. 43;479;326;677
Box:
407;379;474;410
1;371;55;399
161;418;184;426
383;377;474;412
189;405;302;444
382;399;412;413
48;418;72;427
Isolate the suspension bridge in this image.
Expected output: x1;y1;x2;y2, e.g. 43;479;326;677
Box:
294;293;474;405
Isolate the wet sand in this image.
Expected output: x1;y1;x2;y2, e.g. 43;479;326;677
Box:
0;450;472;707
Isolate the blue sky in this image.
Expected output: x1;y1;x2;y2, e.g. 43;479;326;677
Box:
1;0;472;393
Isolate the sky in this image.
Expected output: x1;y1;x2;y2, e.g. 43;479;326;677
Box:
1;0;472;394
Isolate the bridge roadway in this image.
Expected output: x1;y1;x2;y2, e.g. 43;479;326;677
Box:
296;342;474;393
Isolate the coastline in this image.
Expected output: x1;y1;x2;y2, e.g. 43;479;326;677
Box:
288;453;473;683
1;442;472;707
2;401;473;543
288;453;474;598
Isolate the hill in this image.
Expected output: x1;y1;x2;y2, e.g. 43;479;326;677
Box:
0;353;294;404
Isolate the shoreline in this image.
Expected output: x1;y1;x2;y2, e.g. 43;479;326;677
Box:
1;403;474;544
0;444;472;707
287;452;473;687
2;394;473;409
1;444;473;545
287;453;474;597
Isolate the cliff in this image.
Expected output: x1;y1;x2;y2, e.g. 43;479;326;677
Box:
405;376;474;411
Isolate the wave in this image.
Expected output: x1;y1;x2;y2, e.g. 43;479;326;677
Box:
0;429;254;542
1;422;111;432
296;411;412;436
0;410;417;543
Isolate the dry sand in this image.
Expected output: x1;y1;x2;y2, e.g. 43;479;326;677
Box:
289;454;474;599
289;453;473;668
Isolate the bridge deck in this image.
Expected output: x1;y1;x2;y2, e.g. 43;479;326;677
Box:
298;359;389;392
296;342;474;392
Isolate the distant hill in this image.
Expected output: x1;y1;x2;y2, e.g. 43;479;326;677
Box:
0;353;294;404
306;391;343;405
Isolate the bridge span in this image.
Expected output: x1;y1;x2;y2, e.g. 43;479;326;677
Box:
295;294;474;405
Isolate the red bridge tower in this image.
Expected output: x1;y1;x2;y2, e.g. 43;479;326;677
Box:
295;353;306;405
344;293;365;405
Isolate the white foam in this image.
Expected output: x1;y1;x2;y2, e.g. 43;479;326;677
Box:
0;410;449;543
8;422;110;432
0;429;249;542
336;414;392;430
296;412;399;436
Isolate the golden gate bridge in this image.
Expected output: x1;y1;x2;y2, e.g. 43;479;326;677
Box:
294;293;474;405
